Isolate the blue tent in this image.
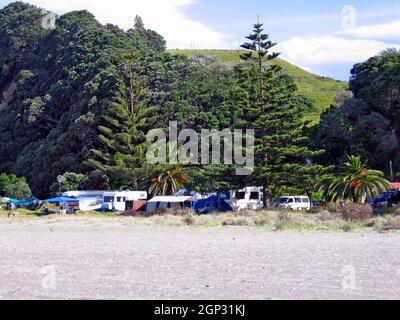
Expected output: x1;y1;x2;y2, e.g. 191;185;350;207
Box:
194;195;233;215
43;197;78;203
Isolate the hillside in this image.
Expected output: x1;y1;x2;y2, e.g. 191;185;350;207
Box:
169;50;348;123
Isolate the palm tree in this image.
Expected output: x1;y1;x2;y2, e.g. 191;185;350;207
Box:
149;166;187;196
325;156;392;203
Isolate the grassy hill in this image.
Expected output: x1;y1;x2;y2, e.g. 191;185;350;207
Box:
169;50;348;124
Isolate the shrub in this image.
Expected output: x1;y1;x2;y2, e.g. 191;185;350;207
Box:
253;216;270;226
79;170;109;190
222;219;237;226
235;218;251;226
183;216;195;225
341;203;373;222
375;216;400;231
278;211;292;222
0;173;32;199
50;172;85;194
318;210;341;222
341;222;356;232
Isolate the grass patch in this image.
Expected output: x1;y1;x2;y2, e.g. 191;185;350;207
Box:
2;207;400;233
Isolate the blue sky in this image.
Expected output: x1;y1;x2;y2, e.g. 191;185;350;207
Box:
1;0;400;80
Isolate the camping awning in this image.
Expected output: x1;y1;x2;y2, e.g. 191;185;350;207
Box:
43;197;78;203
148;196;194;203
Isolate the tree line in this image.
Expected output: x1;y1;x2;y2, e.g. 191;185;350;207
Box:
0;2;398;205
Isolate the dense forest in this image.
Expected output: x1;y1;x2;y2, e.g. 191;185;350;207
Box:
0;2;399;203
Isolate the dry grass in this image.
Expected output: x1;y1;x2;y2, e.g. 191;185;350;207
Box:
1;207;400;233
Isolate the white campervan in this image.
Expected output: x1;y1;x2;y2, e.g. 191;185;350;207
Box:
220;187;263;211
278;196;311;211
102;191;148;211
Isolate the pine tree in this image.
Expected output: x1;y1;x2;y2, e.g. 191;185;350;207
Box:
87;53;159;190
236;22;327;207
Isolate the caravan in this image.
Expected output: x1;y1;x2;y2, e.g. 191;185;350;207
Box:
102;191;148;212
61;191;104;212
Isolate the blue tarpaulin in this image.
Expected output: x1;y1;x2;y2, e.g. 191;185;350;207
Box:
43;197;78;203
10;197;37;205
194;195;233;215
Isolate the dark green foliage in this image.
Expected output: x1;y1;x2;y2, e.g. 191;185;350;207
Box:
127;16;166;52
87;52;160;190
312;49;400;177
79;170;110;190
0;172;32;199
0;3;166;197
50;172;85;194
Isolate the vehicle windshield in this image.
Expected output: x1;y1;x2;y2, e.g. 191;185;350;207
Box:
279;197;289;203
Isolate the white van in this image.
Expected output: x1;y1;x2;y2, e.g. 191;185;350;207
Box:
278;196;311;211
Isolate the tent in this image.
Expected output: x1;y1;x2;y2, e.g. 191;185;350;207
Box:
146;196;194;213
43;197;78;204
194;195;233;215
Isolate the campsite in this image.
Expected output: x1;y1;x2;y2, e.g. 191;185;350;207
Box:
0;0;400;303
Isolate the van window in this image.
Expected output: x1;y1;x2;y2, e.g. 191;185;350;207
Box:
287;198;294;203
104;196;114;203
279;197;289;204
117;197;122;202
236;192;246;200
250;192;259;200
302;198;309;203
295;197;301;203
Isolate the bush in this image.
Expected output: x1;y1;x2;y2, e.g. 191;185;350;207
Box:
183;216;195;225
341;203;373;222
0;173;32;199
79;170;109;190
253;216;270;226
222;219;238;226
278;211;292;222
318;210;341;222
341;222;357;232
50;172;85;194
375;216;400;231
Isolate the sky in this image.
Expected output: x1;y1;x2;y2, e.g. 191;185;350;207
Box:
1;0;400;80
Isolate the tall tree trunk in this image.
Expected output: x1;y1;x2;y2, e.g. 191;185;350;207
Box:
263;185;270;208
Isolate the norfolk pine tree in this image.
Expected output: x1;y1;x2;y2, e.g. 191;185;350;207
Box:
87;53;159;190
236;22;329;207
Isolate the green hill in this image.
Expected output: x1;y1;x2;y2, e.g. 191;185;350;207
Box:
169;50;348;124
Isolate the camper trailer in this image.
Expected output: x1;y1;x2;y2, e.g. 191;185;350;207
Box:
61;191;104;212
102;191;148;212
219;187;264;211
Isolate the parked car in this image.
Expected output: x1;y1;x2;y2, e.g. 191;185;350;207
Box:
372;190;399;208
278;196;311;211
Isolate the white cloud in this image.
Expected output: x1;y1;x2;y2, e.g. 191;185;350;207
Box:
22;0;233;49
337;20;400;40
277;35;400;70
